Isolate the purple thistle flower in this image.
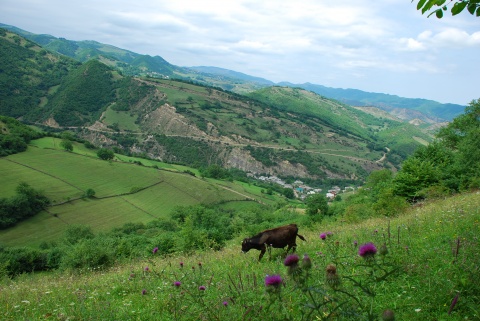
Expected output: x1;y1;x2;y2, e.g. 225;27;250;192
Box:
152;247;158;254
174;281;181;287
199;285;206;291
354;240;358;247
180;262;184;268
320;233;327;240
264;274;283;287
222;301;228;307
142;289;147;295
284;254;299;267
326;231;333;237
144;266;149;272
358;242;377;258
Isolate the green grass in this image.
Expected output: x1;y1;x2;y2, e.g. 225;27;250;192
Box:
1;192;478;320
102;108;140;131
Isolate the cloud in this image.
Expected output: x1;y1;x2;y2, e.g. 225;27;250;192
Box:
396;28;480;52
0;0;478;104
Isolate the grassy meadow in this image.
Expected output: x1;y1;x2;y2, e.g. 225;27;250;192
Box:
1;191;479;320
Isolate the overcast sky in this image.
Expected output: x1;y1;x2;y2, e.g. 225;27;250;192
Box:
1;0;479;105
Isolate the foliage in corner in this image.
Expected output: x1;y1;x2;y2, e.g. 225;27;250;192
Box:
413;0;480;18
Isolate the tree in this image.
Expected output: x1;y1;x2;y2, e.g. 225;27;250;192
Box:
282;188;295;199
97;148;115;161
305;193;329;221
413;0;480;18
60;139;73;152
393;157;440;201
84;188;96;198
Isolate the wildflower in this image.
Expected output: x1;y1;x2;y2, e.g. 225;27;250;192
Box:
325;264;341;289
284;254;299;267
320;233;327;240
353;240;358;247
381;309;395;321
379;243;388;256
144;266;149;272
448;293;459;315
180;262;184;268
199;286;206;291
152;247;158;254
173;281;181;287
326;231;333;237
265;274;283;288
301;254;312;270
358;242;377;259
142;289;147;295
222;301;228;307
198;262;202;268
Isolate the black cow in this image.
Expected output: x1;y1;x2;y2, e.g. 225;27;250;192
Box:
241;224;306;261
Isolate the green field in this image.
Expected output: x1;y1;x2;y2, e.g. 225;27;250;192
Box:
0;142;262;246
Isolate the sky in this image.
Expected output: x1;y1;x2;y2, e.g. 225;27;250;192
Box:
1;0;479;105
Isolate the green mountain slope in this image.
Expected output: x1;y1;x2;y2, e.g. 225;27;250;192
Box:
0;29;79;118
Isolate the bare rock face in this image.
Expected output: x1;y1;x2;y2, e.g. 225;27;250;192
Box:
225;148;311;178
44;117;60;128
142;103;206;137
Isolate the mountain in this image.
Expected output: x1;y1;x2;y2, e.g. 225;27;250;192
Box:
0;23;464;122
189;66;274;85
0;26;435;184
277;82;465;122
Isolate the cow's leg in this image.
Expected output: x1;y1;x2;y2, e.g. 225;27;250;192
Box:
258;244;267;261
267;244;272;260
285;243;297;255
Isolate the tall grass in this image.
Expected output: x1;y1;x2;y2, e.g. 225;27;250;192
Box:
1;191;479;320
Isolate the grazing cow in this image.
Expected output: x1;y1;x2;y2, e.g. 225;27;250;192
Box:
241;224;306;261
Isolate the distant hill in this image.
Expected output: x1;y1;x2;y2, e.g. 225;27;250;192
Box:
277;82;465;122
0;23;465;122
189;66;274;85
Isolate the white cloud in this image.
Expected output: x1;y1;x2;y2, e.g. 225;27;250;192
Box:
0;0;478;104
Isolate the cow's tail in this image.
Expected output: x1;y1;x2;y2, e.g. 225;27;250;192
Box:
297;233;306;242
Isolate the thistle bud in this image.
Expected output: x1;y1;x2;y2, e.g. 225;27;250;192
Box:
301;254;312;270
381;309;395;321
379;243;388;256
325;264;341;289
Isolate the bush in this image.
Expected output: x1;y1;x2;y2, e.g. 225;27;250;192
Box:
63;225;94;245
60;238;115;271
0;247;48;277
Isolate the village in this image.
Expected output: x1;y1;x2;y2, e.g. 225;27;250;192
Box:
254;175;356;200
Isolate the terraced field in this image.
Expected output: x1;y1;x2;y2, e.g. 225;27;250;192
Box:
0;141;261;246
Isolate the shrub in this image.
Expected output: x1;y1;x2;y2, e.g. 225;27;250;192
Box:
60;238;115;271
63;225;94;245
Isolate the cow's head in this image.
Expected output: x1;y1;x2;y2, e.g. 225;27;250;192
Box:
241;238;252;253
